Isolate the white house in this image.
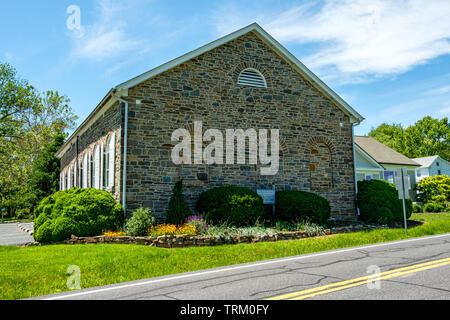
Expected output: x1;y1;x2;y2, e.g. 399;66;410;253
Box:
354;136;421;199
413;156;450;182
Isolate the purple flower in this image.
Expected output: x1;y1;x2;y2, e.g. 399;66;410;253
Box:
186;215;208;231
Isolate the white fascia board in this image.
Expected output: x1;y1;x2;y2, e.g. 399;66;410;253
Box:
355;144;384;170
55;89;127;159
356;168;384;172
114;23;364;123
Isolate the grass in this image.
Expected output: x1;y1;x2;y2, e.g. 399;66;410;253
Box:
1;213;450;300
0;217;33;224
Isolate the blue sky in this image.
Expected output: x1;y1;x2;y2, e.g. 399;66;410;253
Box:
1;0;449;135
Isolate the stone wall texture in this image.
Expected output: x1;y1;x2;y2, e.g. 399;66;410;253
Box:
60;102;123;202
60;31;358;221
124;31;357;221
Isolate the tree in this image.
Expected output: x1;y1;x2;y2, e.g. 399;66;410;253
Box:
0;63;39;139
0;62;77;218
166;180;192;225
28;134;66;206
369;116;449;160
403;117;449;160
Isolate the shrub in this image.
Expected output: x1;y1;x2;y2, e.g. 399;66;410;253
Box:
357;180;412;223
415;175;450;204
424;202;446;212
166;180;192;225
186;215;208;232
33;188;125;243
424;203;436;213
125;207;155;236
196;186;264;226
412;203;422;213
275;191;331;225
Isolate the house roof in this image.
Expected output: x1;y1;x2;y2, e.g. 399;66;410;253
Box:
114;23;364;123
355;136;420;167
56;23;365;159
412;155;441;168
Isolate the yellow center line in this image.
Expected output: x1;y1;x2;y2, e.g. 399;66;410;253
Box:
267;257;450;300
290;260;450;300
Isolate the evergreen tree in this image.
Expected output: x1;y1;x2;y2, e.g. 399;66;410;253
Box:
28;133;65;205
166;179;192;225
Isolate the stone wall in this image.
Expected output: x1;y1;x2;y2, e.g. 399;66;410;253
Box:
60;102;123;202
124;31;357;221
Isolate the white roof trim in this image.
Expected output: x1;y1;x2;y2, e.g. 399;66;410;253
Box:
114;23;364;122
355;144;384;170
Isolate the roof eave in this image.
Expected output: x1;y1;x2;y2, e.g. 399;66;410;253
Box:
55;89;115;159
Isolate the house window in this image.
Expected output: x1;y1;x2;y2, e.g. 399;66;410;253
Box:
417;170;421;177
103;142;109;188
78;160;82;188
384;171;395;184
82;154;88;188
237;68;267;88
93;146;100;189
106;133;115;188
438;170;441;175
89;153;94;188
437;162;440;167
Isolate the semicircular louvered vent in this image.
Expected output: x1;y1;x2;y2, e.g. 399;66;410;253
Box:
237;68;267;88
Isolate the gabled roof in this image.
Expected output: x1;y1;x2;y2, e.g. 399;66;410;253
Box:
412;155;442;168
56;23;365;159
114;23;364;123
355;136;420;167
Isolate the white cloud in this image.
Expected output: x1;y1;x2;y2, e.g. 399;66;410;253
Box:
211;0;450;81
69;0;142;60
427;85;450;96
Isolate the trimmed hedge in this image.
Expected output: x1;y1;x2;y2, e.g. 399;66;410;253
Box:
275;191;331;225
196;186;264;226
34;188;125;243
412;203;422;213
357;180;412;223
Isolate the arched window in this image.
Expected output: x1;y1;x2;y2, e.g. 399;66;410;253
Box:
82;154;88;188
64;170;68;190
89;152;94;188
103;133;116;188
102;141;108;188
74;161;78;188
237;68;267;88
94;146;100;189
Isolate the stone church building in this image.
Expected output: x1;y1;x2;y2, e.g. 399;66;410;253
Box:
55;23;364;221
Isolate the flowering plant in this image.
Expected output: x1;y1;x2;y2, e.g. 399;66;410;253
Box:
149;223;197;237
186;215;208;232
103;230;126;237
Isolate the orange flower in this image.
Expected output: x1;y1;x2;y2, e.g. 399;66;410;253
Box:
103;230;126;237
149;223;197;236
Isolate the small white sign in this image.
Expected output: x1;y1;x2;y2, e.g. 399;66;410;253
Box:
257;189;276;205
395;168;411;200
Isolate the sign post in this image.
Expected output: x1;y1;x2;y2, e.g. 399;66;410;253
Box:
257;189;276;219
395;168;411;235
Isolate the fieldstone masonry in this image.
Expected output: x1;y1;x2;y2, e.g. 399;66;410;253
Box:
60;30;358;221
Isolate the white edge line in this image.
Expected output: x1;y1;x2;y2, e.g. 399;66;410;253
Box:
42;233;450;300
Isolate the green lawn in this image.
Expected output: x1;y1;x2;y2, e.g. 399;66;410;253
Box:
1;213;450;300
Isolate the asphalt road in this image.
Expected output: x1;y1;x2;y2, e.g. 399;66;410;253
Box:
0;223;34;246
36;233;450;300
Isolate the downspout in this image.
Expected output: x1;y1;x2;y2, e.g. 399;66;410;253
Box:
351;122;360;218
112;94;129;221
